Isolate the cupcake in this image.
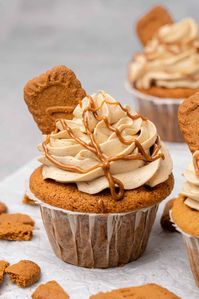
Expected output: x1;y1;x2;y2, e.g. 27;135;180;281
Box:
24;65;174;268
172;92;199;287
128;5;199;142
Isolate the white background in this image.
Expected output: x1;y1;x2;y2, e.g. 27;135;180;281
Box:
0;0;198;180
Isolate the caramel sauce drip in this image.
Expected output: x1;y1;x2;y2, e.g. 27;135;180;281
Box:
42;97;164;200
193;153;199;179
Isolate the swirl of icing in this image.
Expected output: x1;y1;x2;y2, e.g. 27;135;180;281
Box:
181;151;199;211
38;91;172;200
129;18;199;89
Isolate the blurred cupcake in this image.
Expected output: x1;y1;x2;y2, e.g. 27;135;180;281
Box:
24;66;174;268
172;92;199;287
128;6;199;142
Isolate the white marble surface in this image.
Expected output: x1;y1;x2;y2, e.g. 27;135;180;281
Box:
0;144;198;299
0;0;199;180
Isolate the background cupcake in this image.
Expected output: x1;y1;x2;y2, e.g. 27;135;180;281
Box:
25;66;174;268
172;92;199;287
128;5;199;142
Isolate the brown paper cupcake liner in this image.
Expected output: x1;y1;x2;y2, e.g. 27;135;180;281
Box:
27;186;159;268
170;212;199;288
126;83;184;142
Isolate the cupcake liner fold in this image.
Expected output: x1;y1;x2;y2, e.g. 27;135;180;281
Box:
27;186;158;268
126;83;183;142
183;235;199;288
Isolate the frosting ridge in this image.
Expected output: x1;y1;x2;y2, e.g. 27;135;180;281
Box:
181;151;199;211
38;91;172;199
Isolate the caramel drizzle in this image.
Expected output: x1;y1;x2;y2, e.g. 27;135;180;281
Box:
193;152;199;179
42;97;164;200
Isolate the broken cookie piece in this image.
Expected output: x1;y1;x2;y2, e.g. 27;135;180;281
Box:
0;260;9;283
0;222;33;241
0;213;35;226
32;280;69;299
6;260;41;288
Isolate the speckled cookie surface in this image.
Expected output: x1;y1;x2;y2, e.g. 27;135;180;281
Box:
90;283;180;299
29;167;174;214
24;65;87;134
178;91;199;153
172;195;199;238
138;87;198;99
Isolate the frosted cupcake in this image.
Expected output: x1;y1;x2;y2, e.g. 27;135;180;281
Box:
172;92;199;287
128;6;199;142
24;66;174;268
172;151;199;287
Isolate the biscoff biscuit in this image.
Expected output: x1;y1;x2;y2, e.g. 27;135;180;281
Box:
32;280;69;299
90;283;180;298
178;91;199;153
161;198;177;232
0;202;7;214
6;260;41;288
136;5;173;46
0;260;9;283
24;65;87;134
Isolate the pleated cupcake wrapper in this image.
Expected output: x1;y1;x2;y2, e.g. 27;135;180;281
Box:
170;211;199;288
125;82;183;142
26;184;159;268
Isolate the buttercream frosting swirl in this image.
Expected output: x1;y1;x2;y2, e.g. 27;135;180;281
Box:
38;91;172;200
181;151;199;211
129;18;199;89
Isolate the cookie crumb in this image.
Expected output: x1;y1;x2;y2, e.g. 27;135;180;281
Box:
23;194;37;206
32;280;69;299
161;199;177;232
0;260;9;283
6;260;41;288
0;202;7;214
